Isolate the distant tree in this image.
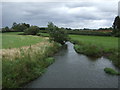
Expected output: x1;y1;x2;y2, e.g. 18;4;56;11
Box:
39;27;46;30
4;26;10;31
23;23;30;28
2;26;10;32
98;27;113;30
48;22;68;45
13;22;17;27
12;22;18;30
2;28;6;32
83;28;90;30
12;22;30;32
112;16;120;36
113;16;120;29
66;28;72;30
24;26;39;35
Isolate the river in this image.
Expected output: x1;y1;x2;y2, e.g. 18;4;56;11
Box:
25;42;119;88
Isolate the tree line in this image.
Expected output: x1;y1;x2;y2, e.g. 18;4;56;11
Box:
1;22;40;35
2;22;30;32
1;15;120;37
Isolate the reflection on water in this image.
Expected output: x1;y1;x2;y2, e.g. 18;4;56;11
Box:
86;56;101;61
25;42;119;88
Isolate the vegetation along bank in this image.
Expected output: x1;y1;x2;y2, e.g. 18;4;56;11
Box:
2;32;61;88
70;35;119;69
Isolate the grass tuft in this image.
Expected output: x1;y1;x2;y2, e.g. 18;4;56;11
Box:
104;68;120;75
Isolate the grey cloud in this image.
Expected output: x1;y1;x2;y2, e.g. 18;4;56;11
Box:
2;1;119;29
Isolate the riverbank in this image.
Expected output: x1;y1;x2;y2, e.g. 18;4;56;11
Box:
70;35;119;69
2;40;61;88
25;42;118;88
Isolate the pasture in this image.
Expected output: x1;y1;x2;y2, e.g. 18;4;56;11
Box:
2;32;45;49
70;35;118;50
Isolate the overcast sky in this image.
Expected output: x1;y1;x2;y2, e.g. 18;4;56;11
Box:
2;0;119;29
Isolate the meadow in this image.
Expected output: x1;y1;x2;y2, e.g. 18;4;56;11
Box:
2;32;45;49
70;35;118;50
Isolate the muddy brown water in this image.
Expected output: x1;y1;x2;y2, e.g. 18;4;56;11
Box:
25;42;119;88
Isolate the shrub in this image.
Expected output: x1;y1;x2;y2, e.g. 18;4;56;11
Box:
24;26;39;35
74;44;102;57
48;22;69;45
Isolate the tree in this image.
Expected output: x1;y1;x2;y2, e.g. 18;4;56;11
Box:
48;22;68;45
23;23;30;28
112;16;120;36
24;26;39;35
2;26;10;32
12;22;18;30
113;16;120;29
12;22;30;32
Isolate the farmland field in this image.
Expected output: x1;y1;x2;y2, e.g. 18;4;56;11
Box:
70;35;118;50
2;32;46;49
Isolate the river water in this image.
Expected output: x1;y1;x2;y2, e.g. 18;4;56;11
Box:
25;42;119;88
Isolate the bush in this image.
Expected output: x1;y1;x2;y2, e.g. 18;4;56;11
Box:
104;68;120;75
24;26;39;35
74;44;102;57
48;22;69;45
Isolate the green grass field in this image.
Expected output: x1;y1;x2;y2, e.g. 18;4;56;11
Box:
2;32;45;49
70;35;118;50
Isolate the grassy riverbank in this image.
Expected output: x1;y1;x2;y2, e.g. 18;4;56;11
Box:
2;32;61;88
70;35;119;68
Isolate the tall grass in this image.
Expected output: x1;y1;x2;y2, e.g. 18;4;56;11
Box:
2;41;61;88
